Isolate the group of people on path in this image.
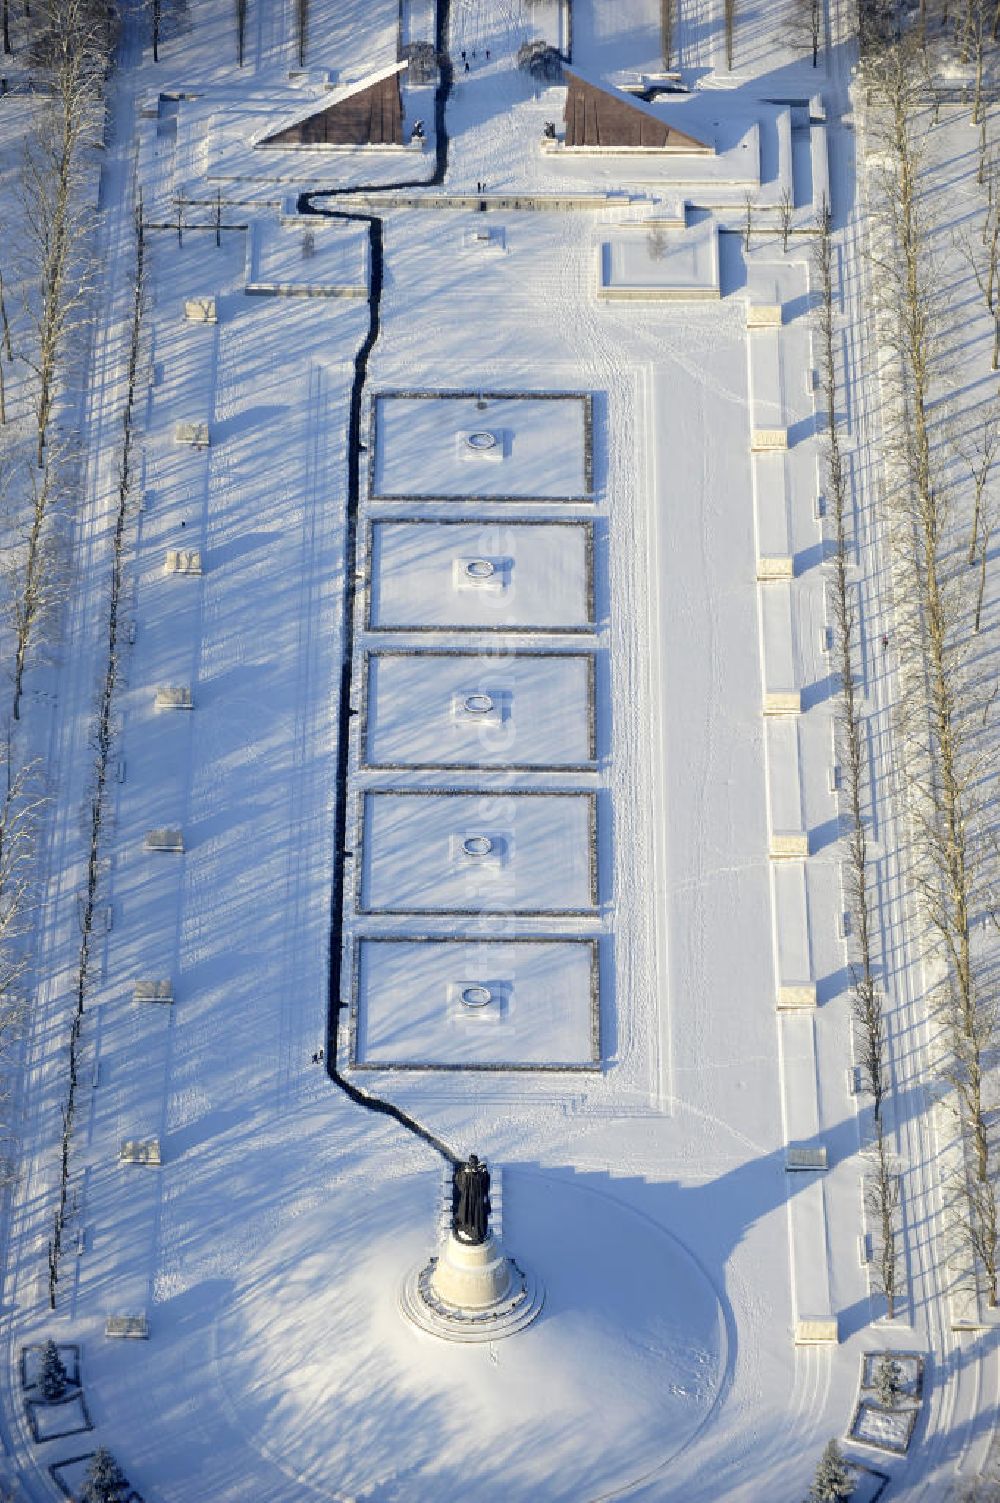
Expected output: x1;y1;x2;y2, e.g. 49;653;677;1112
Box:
460;46;491;72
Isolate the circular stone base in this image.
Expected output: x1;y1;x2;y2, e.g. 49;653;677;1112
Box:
213;1168;726;1503
400;1253;544;1343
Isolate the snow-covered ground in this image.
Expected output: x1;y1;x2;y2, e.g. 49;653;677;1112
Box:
1;0;999;1498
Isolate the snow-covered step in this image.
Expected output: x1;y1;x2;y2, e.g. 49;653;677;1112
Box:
778;1014;835;1344
778;1013;821;1147
765;714;803;832
748;327;786;439
759;581;798;712
772;858;813;1007
753;451;792;570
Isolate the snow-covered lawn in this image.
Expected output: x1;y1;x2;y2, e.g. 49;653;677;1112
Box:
367;518;595;631
850;1397;919;1455
6;0;1000;1496
358;790;598;913
352;936;598;1066
364;650;595;768
371;392;590;498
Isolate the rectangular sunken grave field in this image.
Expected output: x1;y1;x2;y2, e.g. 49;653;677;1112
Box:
363;652;596;769
370;392;591;499
351;938;599;1069
367;519;594;632
357;791;598;914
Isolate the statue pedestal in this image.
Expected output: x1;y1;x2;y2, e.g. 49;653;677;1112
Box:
431;1233;513;1309
401;1232;544;1343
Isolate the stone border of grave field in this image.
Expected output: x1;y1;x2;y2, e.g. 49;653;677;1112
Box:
366;390;594;502
363;517;597;633
346;934;601;1071
860;1350;925;1400
353;787;600;915
49;1454;144;1503
20;1343;81;1394
848;1397;920;1457
25;1389;94;1444
846;1462;891;1503
359;649;598;771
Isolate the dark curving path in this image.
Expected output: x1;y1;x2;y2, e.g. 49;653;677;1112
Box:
298;5;458;1166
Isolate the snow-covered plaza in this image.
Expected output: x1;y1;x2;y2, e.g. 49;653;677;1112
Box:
1;0;999;1498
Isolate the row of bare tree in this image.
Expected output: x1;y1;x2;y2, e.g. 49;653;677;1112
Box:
816;207;901;1317
0;0;116;1295
864;35;1000;1308
50;196;143;1309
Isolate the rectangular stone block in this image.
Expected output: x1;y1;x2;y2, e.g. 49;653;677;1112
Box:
105;1315;149;1339
786;1145;828;1171
120;1138;161;1166
164;549;202;576
184;296;217;323
133;980;173;1005
154;685;193;710
747;303;783;328
776;983;817;1010
763;690;802;716
757;555;794;581
751;428;788;452
770;831;809;860
174;421;210;448
795;1317;838;1345
144;828;184;853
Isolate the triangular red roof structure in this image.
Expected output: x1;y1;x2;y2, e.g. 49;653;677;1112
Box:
257;61;406;148
563;68;713;153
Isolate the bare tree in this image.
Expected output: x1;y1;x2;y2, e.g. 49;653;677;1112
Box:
960;416;998;562
743;191;753;251
5;454;67;720
724;0;736;68
973;500;992;632
788;0;822;65
20;0;108;467
660;0;675;69
779;187;793;251
235;0;245;66
956;209;1000;320
0;739;45;1001
295;0;306;66
866;1145;901;1317
0;269;12;361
